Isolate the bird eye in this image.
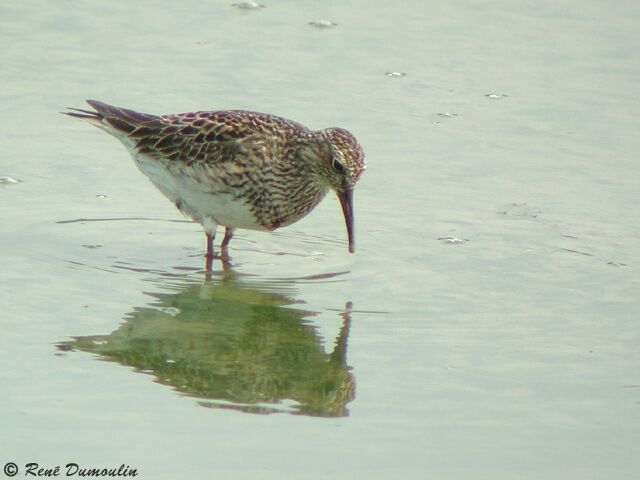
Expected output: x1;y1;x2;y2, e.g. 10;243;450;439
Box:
332;158;346;173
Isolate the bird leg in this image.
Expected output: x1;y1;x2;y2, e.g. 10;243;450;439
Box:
220;228;234;264
205;254;213;276
205;232;215;273
203;227;232;272
221;227;234;250
205;231;215;259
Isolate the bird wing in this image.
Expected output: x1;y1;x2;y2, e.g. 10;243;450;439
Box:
79;100;301;170
77;100;246;167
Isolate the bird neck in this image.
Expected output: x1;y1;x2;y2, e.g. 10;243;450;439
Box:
250;134;330;229
267;160;328;229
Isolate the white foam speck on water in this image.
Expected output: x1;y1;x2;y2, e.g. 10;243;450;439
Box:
438;236;468;244
231;1;264;10
308;20;338;28
160;307;181;316
497;202;541;219
0;176;21;185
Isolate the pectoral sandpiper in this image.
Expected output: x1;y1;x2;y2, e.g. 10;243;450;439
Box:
65;100;365;263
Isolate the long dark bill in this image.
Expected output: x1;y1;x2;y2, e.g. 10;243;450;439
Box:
337;189;355;253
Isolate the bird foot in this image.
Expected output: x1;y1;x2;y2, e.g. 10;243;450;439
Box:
204;251;232;273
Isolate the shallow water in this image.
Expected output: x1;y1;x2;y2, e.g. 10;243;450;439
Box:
1;1;639;478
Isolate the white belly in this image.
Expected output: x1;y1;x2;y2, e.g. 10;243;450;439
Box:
132;151;265;231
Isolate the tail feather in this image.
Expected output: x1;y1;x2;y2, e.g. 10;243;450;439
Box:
67;107;99;116
63;107;101;121
86;99;160;124
63;99;162;133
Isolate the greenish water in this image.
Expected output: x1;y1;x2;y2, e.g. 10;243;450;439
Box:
58;272;356;417
1;1;639;479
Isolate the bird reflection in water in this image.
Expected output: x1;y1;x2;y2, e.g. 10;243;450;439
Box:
57;268;355;417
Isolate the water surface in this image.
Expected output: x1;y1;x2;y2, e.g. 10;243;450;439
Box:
1;1;639;478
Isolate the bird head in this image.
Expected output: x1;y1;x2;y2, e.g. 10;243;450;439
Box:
319;127;366;253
